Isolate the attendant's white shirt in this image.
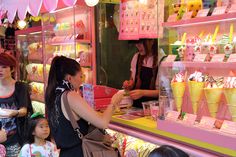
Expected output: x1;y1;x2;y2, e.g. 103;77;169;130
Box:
19;141;59;157
130;52;158;89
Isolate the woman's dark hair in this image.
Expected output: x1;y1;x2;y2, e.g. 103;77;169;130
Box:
26;117;49;144
135;39;158;89
45;56;81;127
148;145;189;157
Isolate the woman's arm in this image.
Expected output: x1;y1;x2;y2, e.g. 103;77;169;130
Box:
0;107;27;118
129;89;158;100
64;91;123;129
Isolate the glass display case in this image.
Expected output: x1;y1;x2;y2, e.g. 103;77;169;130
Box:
157;1;236;156
16;26;45;114
41;5;94;87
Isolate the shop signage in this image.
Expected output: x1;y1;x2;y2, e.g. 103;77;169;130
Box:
182;11;193;20
220;120;236;135
164;55;177;62
182;113;196;125
193;54;207;62
196;9;210;17
199;116;216;129
212;6;227;16
210;54;225;62
228;4;236;13
166;111;179;121
167;14;177;22
227;54;236;62
83;83;95;109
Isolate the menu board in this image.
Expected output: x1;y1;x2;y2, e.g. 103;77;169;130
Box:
119;0;163;40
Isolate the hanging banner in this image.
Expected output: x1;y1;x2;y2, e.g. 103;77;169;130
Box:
28;0;43;17
43;0;58;12
17;0;29;20
62;0;77;6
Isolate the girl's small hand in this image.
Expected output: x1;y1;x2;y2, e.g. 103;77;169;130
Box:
129;90;143;100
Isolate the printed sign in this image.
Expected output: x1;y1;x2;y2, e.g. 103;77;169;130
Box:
199;116;216;129
193;54;207;62
165;55;177;62
220;120;236;135
182;11;193;20
83;84;94;109
228;4;236;13
166;111;180;121
167;14;177;22
182;113;197;125
227;54;236;62
210;54;225;62
196;9;210;17
212;6;227;16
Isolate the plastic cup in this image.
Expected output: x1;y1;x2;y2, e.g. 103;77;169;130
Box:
142;102;151;116
150;101;159;120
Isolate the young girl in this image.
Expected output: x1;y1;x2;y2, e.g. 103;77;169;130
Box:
18;113;59;157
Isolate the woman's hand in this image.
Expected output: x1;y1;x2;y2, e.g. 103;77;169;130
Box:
122;80;134;90
0;129;7;143
129;89;144;100
111;91;124;113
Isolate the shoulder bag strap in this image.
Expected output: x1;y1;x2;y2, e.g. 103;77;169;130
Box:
62;91;84;139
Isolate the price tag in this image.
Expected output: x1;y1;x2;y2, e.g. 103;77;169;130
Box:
193;54;207;62
210;54;225;62
227;54;236;62
196;9;210;17
165;55;177;62
167;14;177;22
212;6;227;16
166;111;180;121
228;4;236;13
199;116;216;129
182;113;197;125
182;11;193;20
220;120;236;135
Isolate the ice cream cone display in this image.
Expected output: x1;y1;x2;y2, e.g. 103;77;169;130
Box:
224;77;236;121
204;76;224;117
188;71;206;114
171;72;186;112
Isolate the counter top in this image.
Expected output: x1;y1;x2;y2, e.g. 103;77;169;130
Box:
109;114;236;157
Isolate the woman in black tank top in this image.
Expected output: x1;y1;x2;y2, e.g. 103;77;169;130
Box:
45;56;123;157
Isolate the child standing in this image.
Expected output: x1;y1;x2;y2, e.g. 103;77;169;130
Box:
18;113;59;157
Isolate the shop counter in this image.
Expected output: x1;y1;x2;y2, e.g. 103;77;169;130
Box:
109;115;236;157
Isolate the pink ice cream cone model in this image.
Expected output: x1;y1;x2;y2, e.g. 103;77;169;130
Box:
208;45;217;61
224;77;236;122
204;76;224;118
171;72;186;112
188;71;206;114
185;36;201;61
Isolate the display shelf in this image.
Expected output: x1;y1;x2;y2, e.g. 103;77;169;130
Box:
163;12;236;28
47;39;91;45
110;115;236;156
161;61;236;69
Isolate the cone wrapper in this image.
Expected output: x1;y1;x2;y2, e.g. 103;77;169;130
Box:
188;81;205;114
204;88;222;118
224;88;236;121
171;82;186;112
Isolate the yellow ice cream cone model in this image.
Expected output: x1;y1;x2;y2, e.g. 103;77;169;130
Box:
224;88;236;122
171;82;185;112
188;81;204;114
204;88;222;118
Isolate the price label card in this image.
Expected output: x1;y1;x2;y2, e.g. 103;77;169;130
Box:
182;113;197;125
227;54;236;62
212;6;227;16
220;120;236;135
182;11;193;20
199;116;216;129
228;4;236;13
210;54;225;62
166;111;180;121
167;14;177;22
165;55;177;62
193;54;207;62
196;9;210;17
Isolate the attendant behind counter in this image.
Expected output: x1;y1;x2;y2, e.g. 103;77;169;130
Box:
123;39;159;108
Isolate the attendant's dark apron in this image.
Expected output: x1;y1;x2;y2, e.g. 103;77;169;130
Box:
132;55;158;108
